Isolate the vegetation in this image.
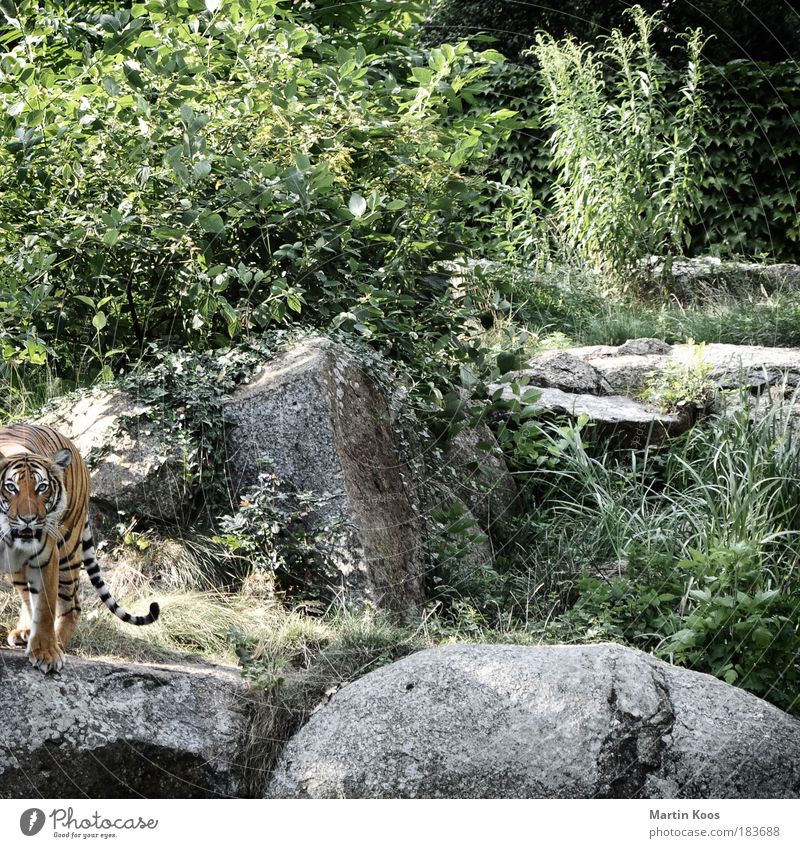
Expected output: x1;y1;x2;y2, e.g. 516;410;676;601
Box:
533;8;708;281
1;0;799;752
0;0;513;382
467;60;800;264
531;399;800;713
424;0;800;64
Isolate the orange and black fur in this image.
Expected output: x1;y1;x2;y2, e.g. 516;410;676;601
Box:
0;423;159;672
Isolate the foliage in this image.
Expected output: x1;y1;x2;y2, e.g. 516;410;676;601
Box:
659;543;800;708
0;0;514;378
689;61;800;259
422;0;800;64
514;399;800;714
471;56;800;264
427;497;501;615
533;7;709;283
215;463;347;601
117;337;285;519
641;344;715;414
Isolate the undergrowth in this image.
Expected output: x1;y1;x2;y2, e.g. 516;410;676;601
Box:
499;396;800;714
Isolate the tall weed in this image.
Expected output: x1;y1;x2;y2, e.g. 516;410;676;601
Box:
533;6;708;283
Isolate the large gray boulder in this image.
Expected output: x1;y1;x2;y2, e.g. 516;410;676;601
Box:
224;337;425;618
266;643;800;799
0;650;248;798
34;387;188;524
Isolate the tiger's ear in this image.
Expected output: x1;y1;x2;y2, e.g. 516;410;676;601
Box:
52;448;73;471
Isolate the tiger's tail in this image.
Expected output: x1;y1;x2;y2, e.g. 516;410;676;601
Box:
82;522;160;625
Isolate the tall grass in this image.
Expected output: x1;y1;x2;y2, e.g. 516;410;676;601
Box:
486;263;800;350
508;395;800;712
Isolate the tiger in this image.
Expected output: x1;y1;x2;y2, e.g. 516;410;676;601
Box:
0;422;159;672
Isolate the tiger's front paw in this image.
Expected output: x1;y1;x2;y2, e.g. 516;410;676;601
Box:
26;634;65;673
7;626;31;648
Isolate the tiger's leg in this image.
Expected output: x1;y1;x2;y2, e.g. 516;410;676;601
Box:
55;543;82;649
26;546;65;672
7;568;32;647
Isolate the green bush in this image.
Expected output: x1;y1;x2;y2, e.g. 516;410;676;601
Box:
0;0;514;379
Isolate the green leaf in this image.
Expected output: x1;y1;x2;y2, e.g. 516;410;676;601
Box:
152;226;185;240
102;228;120;247
411;67;432;86
92;312;107;331
199;212;225;234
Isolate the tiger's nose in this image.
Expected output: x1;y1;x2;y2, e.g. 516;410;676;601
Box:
17;514;36;525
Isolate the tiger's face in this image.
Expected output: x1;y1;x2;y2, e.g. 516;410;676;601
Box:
0;448;72;546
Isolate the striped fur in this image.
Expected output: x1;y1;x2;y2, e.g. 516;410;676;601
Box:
0;423;159;672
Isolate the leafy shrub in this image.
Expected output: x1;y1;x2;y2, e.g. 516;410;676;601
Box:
641;344;715;414
0;0;514;378
660;543;800;709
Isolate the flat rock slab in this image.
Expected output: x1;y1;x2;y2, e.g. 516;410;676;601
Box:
571;342;800;393
508;341;800;432
266;643;800;799
0;650;248;798
490;383;686;443
586;354;669;394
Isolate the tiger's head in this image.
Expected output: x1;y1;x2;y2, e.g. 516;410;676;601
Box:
0;449;72;545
